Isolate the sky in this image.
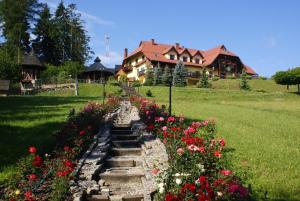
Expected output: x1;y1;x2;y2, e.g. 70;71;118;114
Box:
41;0;300;77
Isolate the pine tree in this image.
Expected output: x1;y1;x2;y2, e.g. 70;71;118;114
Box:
240;69;251;90
52;2;92;65
172;60;187;87
0;0;40;58
144;66;154;86
153;62;162;85
162;64;172;86
32;4;57;64
197;69;211;88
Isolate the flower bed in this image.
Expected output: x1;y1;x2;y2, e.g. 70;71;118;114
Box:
130;96;253;201
1;97;119;201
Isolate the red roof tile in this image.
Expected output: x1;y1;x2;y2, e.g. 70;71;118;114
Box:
123;40;257;74
244;65;257;75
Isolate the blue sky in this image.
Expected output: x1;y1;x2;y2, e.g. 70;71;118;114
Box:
43;0;300;76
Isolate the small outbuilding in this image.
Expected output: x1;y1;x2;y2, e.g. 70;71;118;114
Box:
20;49;44;91
82;57;115;83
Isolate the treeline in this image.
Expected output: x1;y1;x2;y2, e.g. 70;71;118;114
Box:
273;67;300;93
0;0;92;81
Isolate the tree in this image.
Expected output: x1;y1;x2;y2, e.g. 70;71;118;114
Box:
32;4;57;64
144;66;154;86
197;69;211;88
162;64;172;86
172;60;187;87
274;67;300;93
0;0;41;59
239;69;251;90
52;2;92;65
153;62;162;85
0;47;21;82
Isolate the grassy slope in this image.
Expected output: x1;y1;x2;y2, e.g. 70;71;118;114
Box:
0;83;120;181
140;79;300;200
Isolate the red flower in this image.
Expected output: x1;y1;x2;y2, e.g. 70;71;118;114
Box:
64;146;71;152
25;191;34;201
64;160;74;169
146;124;154;130
56;170;69;177
165;193;179;201
28;174;37;181
219;138;226;147
214;151;222;158
32;155;43;167
220;169;232;176
28;146;37;154
181;183;196;193
79;130;85;136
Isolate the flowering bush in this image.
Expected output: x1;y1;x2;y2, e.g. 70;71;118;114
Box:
131;96;252;201
2;97;119;201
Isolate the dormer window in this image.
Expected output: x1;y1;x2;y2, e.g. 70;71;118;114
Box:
183;56;188;62
170;54;175;60
195;58;200;64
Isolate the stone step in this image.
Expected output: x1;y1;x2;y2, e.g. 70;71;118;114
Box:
87;195;110;201
106;158;135;168
111;148;142;156
99;170;144;184
111;130;133;135
122;194;144;201
111;134;139;141
112;124;131;129
111;140;140;148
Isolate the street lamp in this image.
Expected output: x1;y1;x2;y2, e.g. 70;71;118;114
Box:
100;67;106;105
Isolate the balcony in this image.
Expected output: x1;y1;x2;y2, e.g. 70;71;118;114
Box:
138;70;145;77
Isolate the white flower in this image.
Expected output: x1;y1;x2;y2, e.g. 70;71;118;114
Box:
174;173;180;177
197;164;205;173
158;182;164;188
175;178;182;185
159;187;165;194
217;192;223;197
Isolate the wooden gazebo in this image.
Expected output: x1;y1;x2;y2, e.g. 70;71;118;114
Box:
82;57;114;83
20;49;44;91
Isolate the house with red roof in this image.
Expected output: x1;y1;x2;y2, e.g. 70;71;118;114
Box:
118;39;257;84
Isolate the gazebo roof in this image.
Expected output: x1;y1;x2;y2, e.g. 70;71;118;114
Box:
21;49;43;67
85;57;115;74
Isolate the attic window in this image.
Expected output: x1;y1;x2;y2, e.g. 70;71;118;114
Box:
170;54;175;60
142;55;145;59
195;58;200;64
183;56;188;62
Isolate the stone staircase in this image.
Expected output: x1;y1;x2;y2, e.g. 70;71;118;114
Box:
87;124;145;201
120;83;139;96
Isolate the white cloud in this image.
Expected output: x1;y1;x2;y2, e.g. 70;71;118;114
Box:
77;11;114;26
97;51;123;67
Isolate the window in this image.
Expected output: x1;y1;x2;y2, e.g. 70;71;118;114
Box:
142;55;145;59
170;54;175;60
136;59;138;63
183;56;188;62
195;58;200;64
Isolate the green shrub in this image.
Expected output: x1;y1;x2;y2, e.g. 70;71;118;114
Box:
212;77;220;81
227;76;236;79
146;89;153;97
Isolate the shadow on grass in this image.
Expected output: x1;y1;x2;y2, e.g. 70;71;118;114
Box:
0;96;100;171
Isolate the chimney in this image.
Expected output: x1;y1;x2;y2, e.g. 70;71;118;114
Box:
124;48;128;59
175;43;180;49
151;39;155;45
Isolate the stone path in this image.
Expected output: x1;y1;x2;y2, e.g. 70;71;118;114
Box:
71;101;168;201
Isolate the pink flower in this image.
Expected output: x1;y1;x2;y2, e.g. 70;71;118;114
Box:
167;116;176;122
159;117;164;121
28;146;37;154
79;130;85;136
220;169;232;176
198;146;205;153
188;144;199;152
162;126;167;131
177;148;184;156
151;168;160;175
188;127;196;134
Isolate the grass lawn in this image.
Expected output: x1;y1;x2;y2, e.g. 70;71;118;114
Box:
0;83;120;182
139;79;300;200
